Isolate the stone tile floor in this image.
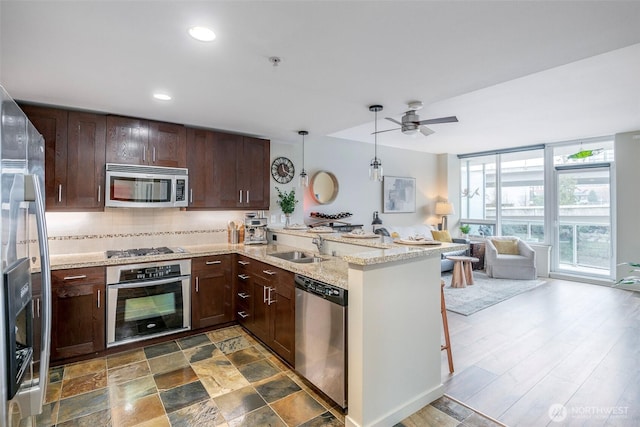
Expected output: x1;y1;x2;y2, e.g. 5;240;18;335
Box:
23;325;502;426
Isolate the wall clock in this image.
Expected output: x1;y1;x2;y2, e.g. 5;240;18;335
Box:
271;156;295;184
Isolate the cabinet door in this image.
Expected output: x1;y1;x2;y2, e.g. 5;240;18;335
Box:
51;268;105;361
186;128;215;208
106;116;148;165
192;256;232;329
270;271;295;364
251;274;271;345
241;137;270;209
66;111;106;210
20;105;68;209
148;121;186;168
212;132;244;208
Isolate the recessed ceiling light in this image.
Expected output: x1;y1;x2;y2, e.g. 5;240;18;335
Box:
153;93;172;101
188;26;216;42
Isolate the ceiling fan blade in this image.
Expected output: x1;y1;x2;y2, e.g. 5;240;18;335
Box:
372;127;400;134
385;117;403;126
417;116;458;125
419;126;435;136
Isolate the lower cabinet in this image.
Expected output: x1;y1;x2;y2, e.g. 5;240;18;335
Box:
51;267;105;362
234;255;295;365
191;255;233;329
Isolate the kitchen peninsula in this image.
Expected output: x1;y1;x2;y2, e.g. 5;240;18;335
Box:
47;232;466;427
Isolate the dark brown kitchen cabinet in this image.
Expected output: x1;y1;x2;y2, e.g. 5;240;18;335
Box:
186;129;269;209
186;128;216;208
191;255;232;329
20;105;106;211
50;267;105;362
235;256;253;329
234;256;294;364
106;115;186;168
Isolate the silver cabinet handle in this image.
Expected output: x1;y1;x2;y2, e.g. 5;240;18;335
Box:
239;190;243;204
263;269;276;275
195;276;199;292
143;147;146;162
58;184;62;202
246;190;249;204
97;289;101;308
37;298;40;318
267;287;276;305
205;260;222;265
190;189;193;204
63;274;87;280
152;146;156;162
238;311;249;319
237;274;250;280
238;292;250;299
238;260;250;266
97;185;101;202
263;285;268;303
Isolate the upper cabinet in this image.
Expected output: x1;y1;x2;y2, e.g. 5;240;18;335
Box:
21;104;106;211
106;116;186;168
187;129;269;210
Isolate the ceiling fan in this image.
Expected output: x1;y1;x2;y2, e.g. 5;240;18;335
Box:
379;101;458;136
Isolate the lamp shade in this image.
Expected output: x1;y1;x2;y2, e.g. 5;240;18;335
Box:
435;201;455;216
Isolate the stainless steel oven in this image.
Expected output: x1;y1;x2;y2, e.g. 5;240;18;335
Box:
106;259;191;347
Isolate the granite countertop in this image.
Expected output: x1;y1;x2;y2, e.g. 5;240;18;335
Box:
48;243;350;289
46;237;467;290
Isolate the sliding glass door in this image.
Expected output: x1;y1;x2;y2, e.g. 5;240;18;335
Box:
554;165;612;278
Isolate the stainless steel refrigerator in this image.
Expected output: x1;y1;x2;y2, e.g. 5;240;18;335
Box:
0;85;51;426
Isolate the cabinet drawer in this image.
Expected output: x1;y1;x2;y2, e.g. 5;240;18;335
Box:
192;255;230;272
52;267;105;286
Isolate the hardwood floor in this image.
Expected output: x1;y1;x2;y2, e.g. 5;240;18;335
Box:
441;277;640;426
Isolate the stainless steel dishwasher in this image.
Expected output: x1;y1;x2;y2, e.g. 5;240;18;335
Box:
295;274;348;409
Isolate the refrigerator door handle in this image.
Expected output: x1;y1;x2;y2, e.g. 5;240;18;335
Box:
17;175;51;416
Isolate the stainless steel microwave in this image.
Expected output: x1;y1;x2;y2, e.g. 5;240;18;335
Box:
105;163;188;208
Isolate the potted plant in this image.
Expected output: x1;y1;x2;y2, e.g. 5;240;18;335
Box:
276;187;298;227
459;224;471;238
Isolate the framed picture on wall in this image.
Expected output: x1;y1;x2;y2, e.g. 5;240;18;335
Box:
383;176;416;213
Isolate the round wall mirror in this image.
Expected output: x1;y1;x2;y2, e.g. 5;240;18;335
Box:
311;171;339;204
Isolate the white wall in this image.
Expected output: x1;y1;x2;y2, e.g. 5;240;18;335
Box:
614;130;640;282
269;136;442;232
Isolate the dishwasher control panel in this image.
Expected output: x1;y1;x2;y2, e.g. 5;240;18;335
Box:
294;275;347;306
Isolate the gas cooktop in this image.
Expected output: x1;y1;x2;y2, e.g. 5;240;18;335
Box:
105;247;175;259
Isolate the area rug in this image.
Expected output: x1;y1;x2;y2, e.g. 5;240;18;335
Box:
442;271;546;316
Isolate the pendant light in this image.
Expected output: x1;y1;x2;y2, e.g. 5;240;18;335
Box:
369;104;383;181
298;130;309;187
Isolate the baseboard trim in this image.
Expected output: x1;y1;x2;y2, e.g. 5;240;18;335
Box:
345;384;444;427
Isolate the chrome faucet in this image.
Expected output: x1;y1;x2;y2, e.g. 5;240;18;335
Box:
312;235;325;254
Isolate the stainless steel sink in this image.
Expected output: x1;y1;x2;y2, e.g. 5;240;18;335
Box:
270;251;325;263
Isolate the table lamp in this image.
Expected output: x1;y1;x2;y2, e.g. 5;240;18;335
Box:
435;201;455;230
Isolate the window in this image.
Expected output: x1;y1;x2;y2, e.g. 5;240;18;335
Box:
499;150;545;242
460;148;544;242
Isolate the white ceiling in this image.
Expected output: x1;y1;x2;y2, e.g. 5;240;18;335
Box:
2;1;640;154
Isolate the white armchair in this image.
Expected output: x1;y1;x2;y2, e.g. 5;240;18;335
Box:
485;237;537;279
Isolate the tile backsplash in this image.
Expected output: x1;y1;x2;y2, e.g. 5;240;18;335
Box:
45;209;253;255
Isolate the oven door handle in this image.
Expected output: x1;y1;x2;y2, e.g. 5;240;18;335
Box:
109;275;191;289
